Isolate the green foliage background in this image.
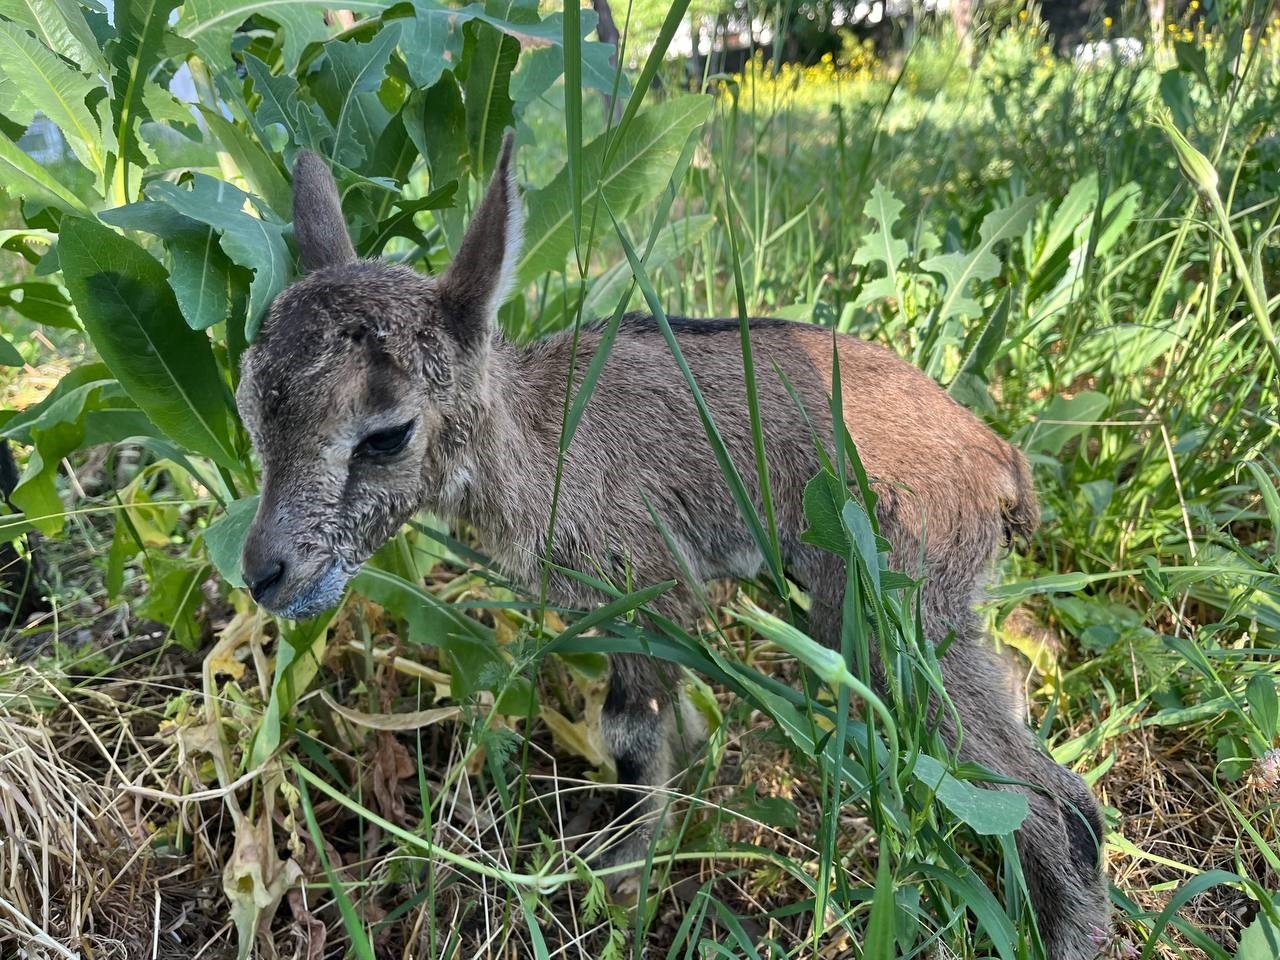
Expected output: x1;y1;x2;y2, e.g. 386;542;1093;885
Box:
0;0;1278;957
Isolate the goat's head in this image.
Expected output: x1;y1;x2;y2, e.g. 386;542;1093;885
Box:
236;135;523;619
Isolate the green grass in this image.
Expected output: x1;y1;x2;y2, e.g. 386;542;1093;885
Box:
1;3;1279;959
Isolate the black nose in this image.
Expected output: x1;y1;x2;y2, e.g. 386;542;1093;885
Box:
246;559;286;604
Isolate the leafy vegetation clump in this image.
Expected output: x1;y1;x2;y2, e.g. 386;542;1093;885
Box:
0;1;1278;958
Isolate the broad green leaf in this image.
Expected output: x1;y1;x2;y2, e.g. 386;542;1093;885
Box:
1246;673;1278;740
145;176;290;339
0;363;113;441
1092;182;1141;257
921;195;1038;323
1035;174;1098;274
459;14;517;181
1236;902;1280;960
509;39;622;104
801;467;851;557
1025;389;1109;456
141;82;200;127
0;334;20;365
0;132;91;216
139;555;211;649
203;494;260;589
0;281;76;328
103;200;235;331
949;288;1011;412
517;95;712;287
6;378;139;533
404;75;468;249
0;0;106;76
57;217;239;470
310;25;400;170
0;72;32;125
851;274;897;310
0;20;106;180
400;0;464;90
912;753;1029;835
164;229;234;331
406;0;621;93
581;214;713;317
357;180;458;258
198;109;292;217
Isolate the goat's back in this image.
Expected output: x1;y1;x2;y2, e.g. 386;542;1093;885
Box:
501;315;1036;623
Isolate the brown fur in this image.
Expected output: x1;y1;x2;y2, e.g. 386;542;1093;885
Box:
237;134;1107;958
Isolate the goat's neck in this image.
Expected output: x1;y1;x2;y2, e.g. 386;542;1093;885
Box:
421;337;558;569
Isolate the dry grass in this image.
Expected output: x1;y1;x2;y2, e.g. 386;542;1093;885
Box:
1;584;1270;959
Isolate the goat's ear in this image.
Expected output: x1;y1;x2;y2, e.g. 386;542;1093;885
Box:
438;132;524;347
292;150;356;271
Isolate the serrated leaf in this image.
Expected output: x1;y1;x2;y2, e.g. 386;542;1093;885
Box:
57;217;239;470
243;54;335;157
178;0;382;73
0;0;106;76
517;95;711;287
310;25;400;170
921;195;1038;323
0;20;105;179
852;180;907;288
144;175;290;339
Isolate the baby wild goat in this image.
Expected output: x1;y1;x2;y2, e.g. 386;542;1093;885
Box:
236;135;1108;958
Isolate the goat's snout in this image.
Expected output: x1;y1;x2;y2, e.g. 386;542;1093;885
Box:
244;555;286;605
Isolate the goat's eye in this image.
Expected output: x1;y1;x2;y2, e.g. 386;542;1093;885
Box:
354;420;415;459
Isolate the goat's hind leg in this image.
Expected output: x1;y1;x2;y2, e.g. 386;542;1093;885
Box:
941;639;1109;959
591;652;704;892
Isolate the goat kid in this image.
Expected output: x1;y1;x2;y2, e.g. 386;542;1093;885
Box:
236;135;1108;958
